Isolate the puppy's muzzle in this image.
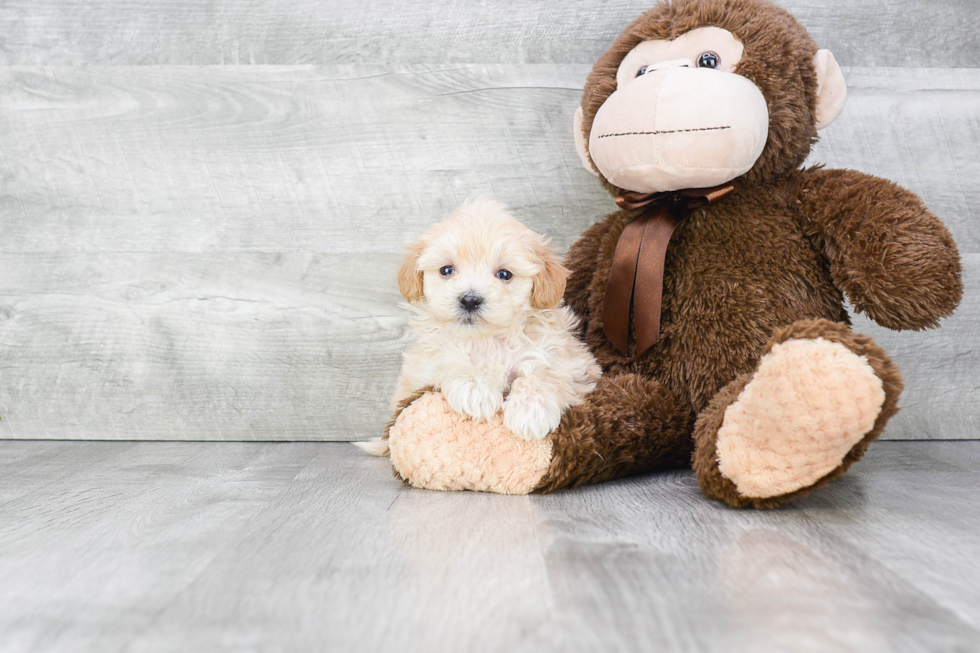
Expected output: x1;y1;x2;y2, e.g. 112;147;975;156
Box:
458;292;484;314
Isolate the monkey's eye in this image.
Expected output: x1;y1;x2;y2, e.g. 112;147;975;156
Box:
636;65;649;77
495;269;513;281
696;52;720;69
439;265;455;277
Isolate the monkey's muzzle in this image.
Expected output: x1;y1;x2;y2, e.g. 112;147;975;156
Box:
589;67;769;194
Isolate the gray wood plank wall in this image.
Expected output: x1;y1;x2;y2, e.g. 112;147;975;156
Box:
0;1;977;441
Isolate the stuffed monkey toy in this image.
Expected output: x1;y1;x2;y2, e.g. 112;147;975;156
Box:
383;0;962;508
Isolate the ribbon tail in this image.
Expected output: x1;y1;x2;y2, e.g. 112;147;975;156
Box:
602;217;647;355
632;206;681;356
604;183;734;358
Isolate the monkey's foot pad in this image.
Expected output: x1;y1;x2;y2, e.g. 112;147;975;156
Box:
716;337;886;499
388;392;552;495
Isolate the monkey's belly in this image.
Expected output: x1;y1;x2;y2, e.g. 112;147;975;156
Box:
659;245;846;410
593;222;847;411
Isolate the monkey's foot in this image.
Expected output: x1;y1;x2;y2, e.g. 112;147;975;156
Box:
387;392;553;495
694;319;903;508
383;374;694;495
717;336;884;497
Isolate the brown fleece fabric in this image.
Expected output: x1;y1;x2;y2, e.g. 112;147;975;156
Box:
794;167;963;330
691;319;904;508
533;373;694;493
563;220;608;339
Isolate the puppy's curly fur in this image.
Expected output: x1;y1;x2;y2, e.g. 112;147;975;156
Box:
356;199;600;456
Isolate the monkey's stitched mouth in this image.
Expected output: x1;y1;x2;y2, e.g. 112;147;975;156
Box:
597;125;731;139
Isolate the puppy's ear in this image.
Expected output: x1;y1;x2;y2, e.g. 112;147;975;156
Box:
530;237;570;309
397;239;426;302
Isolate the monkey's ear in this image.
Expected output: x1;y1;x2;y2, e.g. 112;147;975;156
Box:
573;107;599;176
531;238;570;309
813;50;847;130
397;240;426;302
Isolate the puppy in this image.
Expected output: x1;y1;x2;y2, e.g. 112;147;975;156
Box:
356;198;600;456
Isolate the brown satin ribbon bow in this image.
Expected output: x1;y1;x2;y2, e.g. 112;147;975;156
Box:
603;183;734;358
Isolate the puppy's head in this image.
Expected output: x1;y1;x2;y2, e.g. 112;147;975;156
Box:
398;198;568;332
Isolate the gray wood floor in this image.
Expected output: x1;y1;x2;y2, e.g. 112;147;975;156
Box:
1;440;978;653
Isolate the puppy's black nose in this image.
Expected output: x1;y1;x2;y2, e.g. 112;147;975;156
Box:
459;292;484;313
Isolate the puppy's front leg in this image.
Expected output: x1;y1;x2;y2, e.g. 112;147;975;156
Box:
503;374;564;441
442;371;505;422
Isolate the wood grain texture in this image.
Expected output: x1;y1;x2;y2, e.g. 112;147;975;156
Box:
0;256;973;441
0;253;406;441
1;65;978;254
0;64;976;440
0;0;977;67
0;65;602;256
0;441;978;652
0;441;321;652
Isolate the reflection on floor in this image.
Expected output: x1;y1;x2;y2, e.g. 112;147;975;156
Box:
0;440;978;652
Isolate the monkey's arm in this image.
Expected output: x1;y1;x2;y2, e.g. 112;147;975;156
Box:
795;167;963;330
563;219;609;333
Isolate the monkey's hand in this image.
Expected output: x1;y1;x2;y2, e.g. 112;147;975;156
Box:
796;167;963;330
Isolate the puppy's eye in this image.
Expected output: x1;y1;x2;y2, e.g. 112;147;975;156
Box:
439;265;455;276
495;269;513;281
636;65;649;78
696;51;720;69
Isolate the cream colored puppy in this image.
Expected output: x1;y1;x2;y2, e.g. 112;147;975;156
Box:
358;198;600;455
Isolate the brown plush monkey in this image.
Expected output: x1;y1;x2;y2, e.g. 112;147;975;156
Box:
384;0;962;508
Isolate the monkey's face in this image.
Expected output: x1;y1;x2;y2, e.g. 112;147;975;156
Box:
574;1;847;195
586;27;768;194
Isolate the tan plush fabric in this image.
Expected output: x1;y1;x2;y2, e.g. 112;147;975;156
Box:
388;392;552;495
715;338;885;499
573;108;599;176
812;49;846;129
587;65;769;193
614;27;746;85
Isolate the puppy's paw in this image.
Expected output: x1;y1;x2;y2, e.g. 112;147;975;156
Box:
443;375;504;421
504;391;563;440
